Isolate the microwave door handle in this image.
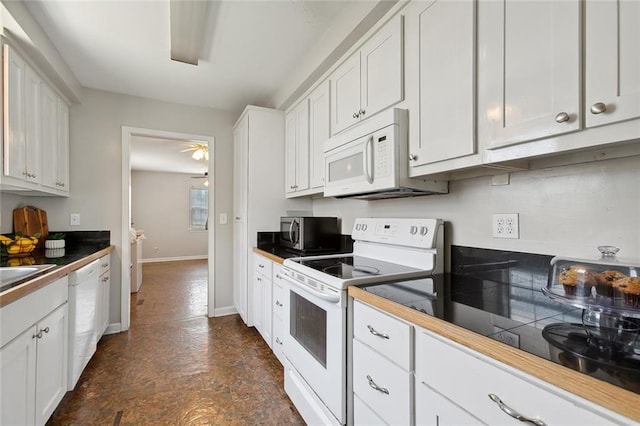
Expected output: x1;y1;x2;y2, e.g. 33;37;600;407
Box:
290;218;299;245
364;135;374;184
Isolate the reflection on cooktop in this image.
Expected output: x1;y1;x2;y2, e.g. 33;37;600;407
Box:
294;255;420;279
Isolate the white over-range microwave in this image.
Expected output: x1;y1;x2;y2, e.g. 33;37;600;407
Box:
323;108;448;200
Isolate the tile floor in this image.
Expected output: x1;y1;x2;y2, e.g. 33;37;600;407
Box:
47;259;304;425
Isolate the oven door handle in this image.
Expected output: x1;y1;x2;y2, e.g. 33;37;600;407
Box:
279;273;341;304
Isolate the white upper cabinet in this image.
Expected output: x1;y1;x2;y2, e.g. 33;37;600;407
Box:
478;0;581;150
406;0;476;170
585;0;640;128
308;80;330;189
2;43;70;196
41;85;70;194
331;14;403;135
285;100;310;195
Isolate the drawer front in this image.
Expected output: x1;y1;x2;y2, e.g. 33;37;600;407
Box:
416;329;622;426
99;254;110;275
354;300;413;370
354;394;387;426
353;339;412;425
416;380;483;426
253;254;273;277
272;273;287;320
272;316;286;366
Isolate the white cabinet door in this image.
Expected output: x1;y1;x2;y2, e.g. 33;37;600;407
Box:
308;81;330;189
41;84;58;189
253;254;273;348
55;98;70;192
272;269;287;365
360;14;403;122
285;100;309;194
479;0;580;149
35;304;68;426
3;44;28;182
97;254;111;337
233;119;248;324
0;326;37;426
408;0;476;168
253;270;265;337
585;0;640;128
416;380;483;426
331;53;361;134
24;65;42;185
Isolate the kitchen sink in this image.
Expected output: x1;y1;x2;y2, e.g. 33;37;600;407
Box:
0;264;56;292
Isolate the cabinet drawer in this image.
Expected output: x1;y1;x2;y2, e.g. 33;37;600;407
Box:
99;254;110;275
416;379;482;426
353;339;412;425
416;329;624;425
353;300;413;370
253;254;273;277
272;316;286;366
272;273;287;320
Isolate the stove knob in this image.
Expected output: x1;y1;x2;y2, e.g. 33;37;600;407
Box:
362;224;368;231
420;226;428;236
355;224;362;231
410;225;418;235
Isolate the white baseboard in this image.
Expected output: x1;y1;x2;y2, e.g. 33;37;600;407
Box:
213;306;237;317
104;323;122;335
141;255;208;263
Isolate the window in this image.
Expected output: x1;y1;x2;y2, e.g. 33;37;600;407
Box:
190;187;208;230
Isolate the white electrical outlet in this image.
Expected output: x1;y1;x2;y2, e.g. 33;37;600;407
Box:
492;213;519;239
70;213;80;226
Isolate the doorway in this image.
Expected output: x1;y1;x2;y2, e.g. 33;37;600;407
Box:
121;126;215;331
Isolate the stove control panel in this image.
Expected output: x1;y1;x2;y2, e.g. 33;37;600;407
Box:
351;218;443;249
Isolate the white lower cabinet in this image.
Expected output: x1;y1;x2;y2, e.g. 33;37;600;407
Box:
415;328;631;425
0;277;69;426
352;300;413;425
97;253;111;337
272;265;287;365
253;253;274;348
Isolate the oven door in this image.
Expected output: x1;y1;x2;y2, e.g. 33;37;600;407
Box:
281;275;346;424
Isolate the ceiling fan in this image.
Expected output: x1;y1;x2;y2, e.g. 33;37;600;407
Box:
191;172;209;187
181;143;209;161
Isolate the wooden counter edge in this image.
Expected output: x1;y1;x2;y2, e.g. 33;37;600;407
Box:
253;247;285;264
349;286;640;423
0;245;115;308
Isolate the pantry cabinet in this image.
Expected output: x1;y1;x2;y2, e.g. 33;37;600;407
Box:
331;14;403;135
233;106;310;326
1;43;70;196
585;0;640;128
478;0;581;150
406;0;477;173
0;276;68;426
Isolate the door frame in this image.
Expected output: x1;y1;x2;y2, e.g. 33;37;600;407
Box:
121;126;216;331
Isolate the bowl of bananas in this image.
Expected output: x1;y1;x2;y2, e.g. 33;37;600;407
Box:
0;233;40;256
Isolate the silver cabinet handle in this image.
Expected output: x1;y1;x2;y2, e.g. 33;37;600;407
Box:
32;327;49;339
590;102;607;114
275;337;283;345
353;112;359;119
359;109;366;116
258;264;264;268
366;375;389;395
554;112;570;123
409;154;417;161
276;300;283;307
488;394;547;426
367;324;389;339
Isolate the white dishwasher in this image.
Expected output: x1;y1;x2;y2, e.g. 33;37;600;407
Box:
68;259;100;390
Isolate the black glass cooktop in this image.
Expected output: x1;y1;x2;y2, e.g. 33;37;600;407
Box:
361;246;640;395
291;255;420;279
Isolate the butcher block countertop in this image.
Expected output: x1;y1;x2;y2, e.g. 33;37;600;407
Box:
349;286;640;423
0;245;114;308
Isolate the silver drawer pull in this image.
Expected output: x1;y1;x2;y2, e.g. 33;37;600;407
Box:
488;393;547;426
275;300;283;307
366;375;389;395
276;337;283;345
367;324;389;339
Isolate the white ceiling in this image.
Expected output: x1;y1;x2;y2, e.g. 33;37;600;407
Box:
20;0;384;173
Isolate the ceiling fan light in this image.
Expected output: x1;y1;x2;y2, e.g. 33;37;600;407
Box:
192;149;204;160
203;179;209;187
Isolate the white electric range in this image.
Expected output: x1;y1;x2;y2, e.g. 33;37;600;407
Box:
278;217;444;425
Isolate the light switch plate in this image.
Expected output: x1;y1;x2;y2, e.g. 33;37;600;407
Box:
70;213;80;226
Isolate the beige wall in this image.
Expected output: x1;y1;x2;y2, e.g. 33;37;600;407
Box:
2;87;237;325
313;155;640;263
131;170;208;260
